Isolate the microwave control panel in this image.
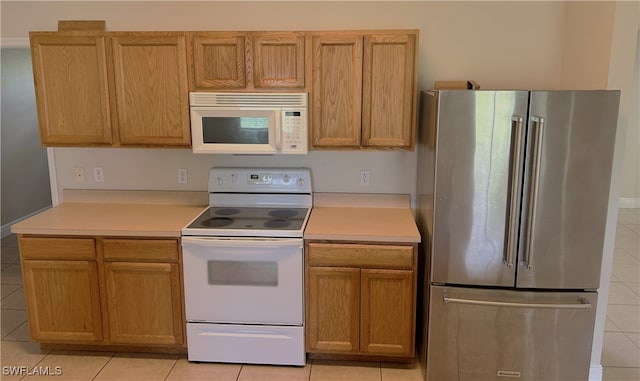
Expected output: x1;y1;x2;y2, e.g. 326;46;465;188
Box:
281;109;308;153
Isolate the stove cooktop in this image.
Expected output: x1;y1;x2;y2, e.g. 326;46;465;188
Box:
182;206;310;237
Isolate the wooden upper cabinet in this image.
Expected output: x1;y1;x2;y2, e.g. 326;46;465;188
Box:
310;34;363;148
252;32;305;88
362;33;417;149
110;34;190;146
190;32;247;89
30;34;113;146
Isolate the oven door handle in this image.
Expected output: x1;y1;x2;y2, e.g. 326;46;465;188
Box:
182;236;303;248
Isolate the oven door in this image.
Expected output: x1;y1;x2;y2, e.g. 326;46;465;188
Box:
190;107;279;154
182;236;303;325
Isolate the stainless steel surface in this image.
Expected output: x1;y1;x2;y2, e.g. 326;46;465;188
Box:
427;286;598;381
517;91;620;289
431;90;529;287
524;116;544;271
505;116;525;270
418;90;620;381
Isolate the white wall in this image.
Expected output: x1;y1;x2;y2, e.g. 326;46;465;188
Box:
0;48;51;234
590;2;640;378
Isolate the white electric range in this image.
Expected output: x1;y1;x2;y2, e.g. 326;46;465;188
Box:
181;167;311;366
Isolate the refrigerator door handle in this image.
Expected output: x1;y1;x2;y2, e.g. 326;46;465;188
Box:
443;295;591;309
504;116;525;269
524;116;545;270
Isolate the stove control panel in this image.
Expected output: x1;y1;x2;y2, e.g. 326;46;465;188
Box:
209;167;312;194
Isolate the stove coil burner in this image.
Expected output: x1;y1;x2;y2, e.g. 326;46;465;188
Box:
214;208;241;216
264;219;292;229
203;217;234;227
268;209;299;218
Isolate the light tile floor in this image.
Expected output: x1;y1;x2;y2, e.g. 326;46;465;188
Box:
1;209;638;380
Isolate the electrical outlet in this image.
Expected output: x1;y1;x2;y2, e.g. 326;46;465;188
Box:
360;170;370;187
178;168;188;184
73;167;85;183
94;167;104;182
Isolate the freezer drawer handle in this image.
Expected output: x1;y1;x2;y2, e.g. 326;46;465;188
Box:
524;116;545;270
443;296;591;309
504;116;525;269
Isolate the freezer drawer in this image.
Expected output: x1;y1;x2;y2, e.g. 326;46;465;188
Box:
426;286;597;381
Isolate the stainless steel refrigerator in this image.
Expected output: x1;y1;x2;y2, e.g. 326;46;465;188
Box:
416;90;620;381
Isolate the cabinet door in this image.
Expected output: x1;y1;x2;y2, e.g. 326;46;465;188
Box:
362;33;417;149
306;267;360;352
310;34;363;148
22;260;103;343
111;34;190;146
30;34;112;145
191;33;247;89
252;33;305;88
361;269;414;356
104;261;184;345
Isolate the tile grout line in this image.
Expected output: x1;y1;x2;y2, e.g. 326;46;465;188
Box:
162;356;180;381
91;353;116;381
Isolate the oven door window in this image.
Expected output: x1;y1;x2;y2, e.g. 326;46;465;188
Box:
208;260;277;286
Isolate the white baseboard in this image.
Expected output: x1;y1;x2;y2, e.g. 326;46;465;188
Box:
1;206;51;238
619;198;640;208
589;363;603;381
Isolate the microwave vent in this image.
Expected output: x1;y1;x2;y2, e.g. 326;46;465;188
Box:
190;92;308;107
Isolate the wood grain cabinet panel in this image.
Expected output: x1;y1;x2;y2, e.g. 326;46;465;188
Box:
361;269;414;355
310;34;363;148
190;33;247;89
306;267;360;352
309;31;417;150
305;241;417;359
104;261;184;345
30;34;112;146
111;34;190;146
18;235;185;350
22;260;103;343
252;33;305;88
362;33;416;149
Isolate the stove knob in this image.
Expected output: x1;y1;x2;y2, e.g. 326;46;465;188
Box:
296;178;305;186
216;177;224;185
283;175;290;183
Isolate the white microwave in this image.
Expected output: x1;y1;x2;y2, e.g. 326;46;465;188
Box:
189;92;308;155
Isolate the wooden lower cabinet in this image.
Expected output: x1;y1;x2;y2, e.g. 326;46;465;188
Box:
22;259;103;343
18;235;184;350
104;262;183;345
361;269;414;355
306;267;360;352
305;242;417;359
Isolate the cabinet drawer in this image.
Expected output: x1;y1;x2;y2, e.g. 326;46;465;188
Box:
19;237;96;260
307;243;414;269
102;239;179;262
